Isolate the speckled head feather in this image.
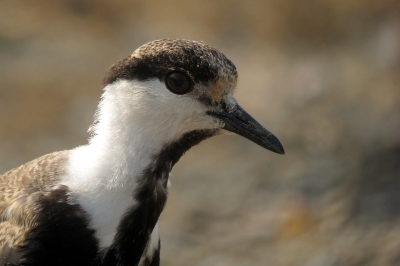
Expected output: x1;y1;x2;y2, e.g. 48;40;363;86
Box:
103;39;238;104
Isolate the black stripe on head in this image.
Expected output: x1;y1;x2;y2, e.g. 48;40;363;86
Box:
103;39;237;87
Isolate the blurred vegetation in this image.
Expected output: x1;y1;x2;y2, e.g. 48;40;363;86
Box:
0;0;399;265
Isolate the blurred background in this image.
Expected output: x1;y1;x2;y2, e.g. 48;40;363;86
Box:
1;0;399;265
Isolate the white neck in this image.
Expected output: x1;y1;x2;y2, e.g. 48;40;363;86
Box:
62;79;219;248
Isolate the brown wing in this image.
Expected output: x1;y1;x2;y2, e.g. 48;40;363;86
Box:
0;151;69;251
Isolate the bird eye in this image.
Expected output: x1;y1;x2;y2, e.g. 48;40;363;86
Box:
166;72;192;94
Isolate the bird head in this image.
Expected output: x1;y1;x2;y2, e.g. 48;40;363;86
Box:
95;39;284;156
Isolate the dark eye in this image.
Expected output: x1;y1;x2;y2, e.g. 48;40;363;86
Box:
166;72;192;94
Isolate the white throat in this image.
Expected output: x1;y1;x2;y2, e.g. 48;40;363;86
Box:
62;78;220;247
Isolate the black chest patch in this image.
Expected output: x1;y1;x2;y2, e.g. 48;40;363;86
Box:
12;186;99;266
101;129;218;266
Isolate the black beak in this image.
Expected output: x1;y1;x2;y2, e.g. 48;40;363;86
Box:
207;104;284;154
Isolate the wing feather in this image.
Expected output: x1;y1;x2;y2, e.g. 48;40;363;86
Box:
0;151;69;249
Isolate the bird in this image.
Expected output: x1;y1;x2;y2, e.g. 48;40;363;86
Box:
0;39;284;266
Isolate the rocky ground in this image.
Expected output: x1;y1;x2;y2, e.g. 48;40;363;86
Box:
1;1;399;265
